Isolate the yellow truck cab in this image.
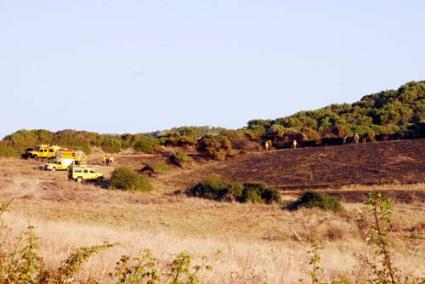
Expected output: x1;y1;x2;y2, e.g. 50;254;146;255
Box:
25;145;61;160
68;166;103;183
43;158;75;171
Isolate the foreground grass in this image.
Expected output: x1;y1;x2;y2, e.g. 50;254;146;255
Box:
1;197;425;283
0;158;425;283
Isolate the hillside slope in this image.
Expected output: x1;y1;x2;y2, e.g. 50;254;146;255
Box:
165;139;425;191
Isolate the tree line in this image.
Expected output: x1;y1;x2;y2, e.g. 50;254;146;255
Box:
1;81;425;159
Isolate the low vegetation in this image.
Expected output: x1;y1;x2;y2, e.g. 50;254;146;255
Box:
0;201;211;283
187;177;281;204
1;192;424;283
0;141;19;158
196;135;234;160
141;161;173;176
112;250;212;283
169;151;192;167
110;167;153;192
304;193;425;284
133;135;160;154
289;191;343;212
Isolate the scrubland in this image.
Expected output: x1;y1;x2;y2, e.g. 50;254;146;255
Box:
1;158;425;283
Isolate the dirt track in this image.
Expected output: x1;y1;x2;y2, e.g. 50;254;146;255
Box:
167;139;425;191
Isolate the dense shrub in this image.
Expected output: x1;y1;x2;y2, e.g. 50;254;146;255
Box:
169;151;192;167
221;129;259;151
187;177;243;201
0;142;19;157
237;183;281;204
187;178;280;204
133;135;160;154
110;167;153;192
244;81;425;145
197;135;233;160
163;134;197;148
290;191;343;212
101;136;122;153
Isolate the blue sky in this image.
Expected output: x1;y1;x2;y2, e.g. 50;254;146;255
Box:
1;1;424;138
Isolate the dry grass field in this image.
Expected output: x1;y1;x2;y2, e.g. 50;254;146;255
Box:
1;140;425;283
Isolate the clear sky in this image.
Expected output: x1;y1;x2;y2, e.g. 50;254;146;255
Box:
1;1;424;138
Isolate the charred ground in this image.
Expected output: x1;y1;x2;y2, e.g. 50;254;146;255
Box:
164;139;425;194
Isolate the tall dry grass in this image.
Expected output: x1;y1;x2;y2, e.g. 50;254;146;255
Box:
2;206;424;283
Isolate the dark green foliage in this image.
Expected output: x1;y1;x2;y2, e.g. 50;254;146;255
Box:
157;126;225;148
196;135;233;160
110;167;153;192
134;135;160;154
169;151;192;167
2;81;425;158
187;178;280;204
290;191;343;212
187;177;243;202
237;183;281;204
246;81;425;145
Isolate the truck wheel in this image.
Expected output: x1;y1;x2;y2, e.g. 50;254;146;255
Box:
76;177;83;183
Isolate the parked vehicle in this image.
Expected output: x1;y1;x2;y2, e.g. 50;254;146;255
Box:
43;158;75;171
23;145;61;160
57;150;87;165
68;166;103;183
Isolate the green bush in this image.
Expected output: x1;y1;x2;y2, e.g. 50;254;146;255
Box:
110;167;153;192
187;178;280;204
197;135;233;160
188;177;243;202
290;191;343;212
101;136;122;153
237;183;281;204
169;151;192;167
142;161;173;175
0;142;20;157
134;135;160;154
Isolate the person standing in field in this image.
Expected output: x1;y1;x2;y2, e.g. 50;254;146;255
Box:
293;139;298;149
265;140;270;151
354;133;360;144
